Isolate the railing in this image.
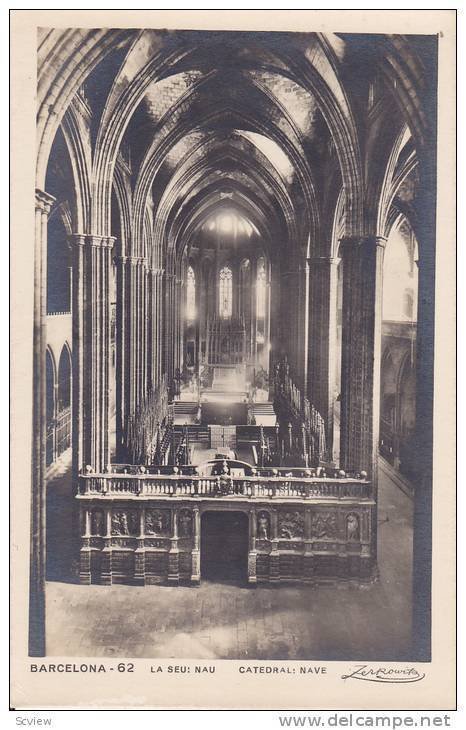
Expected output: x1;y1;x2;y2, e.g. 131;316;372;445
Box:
56;406;71;457
105;463;365;479
78;471;371;501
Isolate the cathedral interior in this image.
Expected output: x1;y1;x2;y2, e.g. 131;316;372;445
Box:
33;28;437;660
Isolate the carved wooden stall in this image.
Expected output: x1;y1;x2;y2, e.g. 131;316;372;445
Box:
77;467;375;585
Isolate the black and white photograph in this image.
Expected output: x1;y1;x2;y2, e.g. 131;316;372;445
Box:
10;9;456;712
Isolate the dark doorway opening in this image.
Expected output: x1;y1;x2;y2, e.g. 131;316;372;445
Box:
201;511;249;585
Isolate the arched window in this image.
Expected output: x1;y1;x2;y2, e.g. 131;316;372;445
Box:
46;349;56;466
256;259;267;319
219;266;233;319
186;265;196;320
58;345;71;412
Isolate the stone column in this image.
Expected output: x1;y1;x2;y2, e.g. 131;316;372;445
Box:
248;509;257;585
138;259;148;404
164;273;175;389
115;255;127;460
191;507;201;584
339;235;385;478
100;507;113;586
175;276;184;375
79;505;92;585
125;256;139;418
146;268;156;393
157;269;164;385
72;234;114;473
307;255;339;455
411;153;436;661
168;508;180;584
30;189;55;657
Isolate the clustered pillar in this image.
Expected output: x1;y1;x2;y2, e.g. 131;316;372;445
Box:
339;235;386;479
72;234;114;474
115;255;167;459
30;189;55;657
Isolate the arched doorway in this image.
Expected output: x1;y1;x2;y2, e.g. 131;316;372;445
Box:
380;216;418;478
200;511;249;584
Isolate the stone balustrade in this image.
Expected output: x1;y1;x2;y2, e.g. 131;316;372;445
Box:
78;470;371;501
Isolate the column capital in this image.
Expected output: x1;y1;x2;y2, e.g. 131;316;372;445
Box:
35;188;55;215
70;234;116;248
307;255;338;265
89;235;116;249
338;235;386;257
69;233;86;247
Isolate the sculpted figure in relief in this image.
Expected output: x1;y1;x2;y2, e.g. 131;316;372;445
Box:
347;513;360;542
257;511;270;540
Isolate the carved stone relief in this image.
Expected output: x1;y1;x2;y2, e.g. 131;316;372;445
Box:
311;511;338;539
145;508;171;536
111;537;135;548
111;509;138;536
278;511;304;539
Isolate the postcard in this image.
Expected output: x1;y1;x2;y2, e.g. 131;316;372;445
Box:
10;9;456;710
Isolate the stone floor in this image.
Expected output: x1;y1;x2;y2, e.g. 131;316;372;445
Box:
44;458;413;660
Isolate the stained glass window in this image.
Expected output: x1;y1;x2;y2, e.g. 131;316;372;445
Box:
256;259;267;318
186;266;196;320
219;266;233;318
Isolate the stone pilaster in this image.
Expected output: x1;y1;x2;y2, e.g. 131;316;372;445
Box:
248;508;257;585
30;188;55;657
100;507;113;586
168;508;180;584
191;507;200;584
303;508;314;581
79;506;92;585
134;506;146;585
339;235;386;478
